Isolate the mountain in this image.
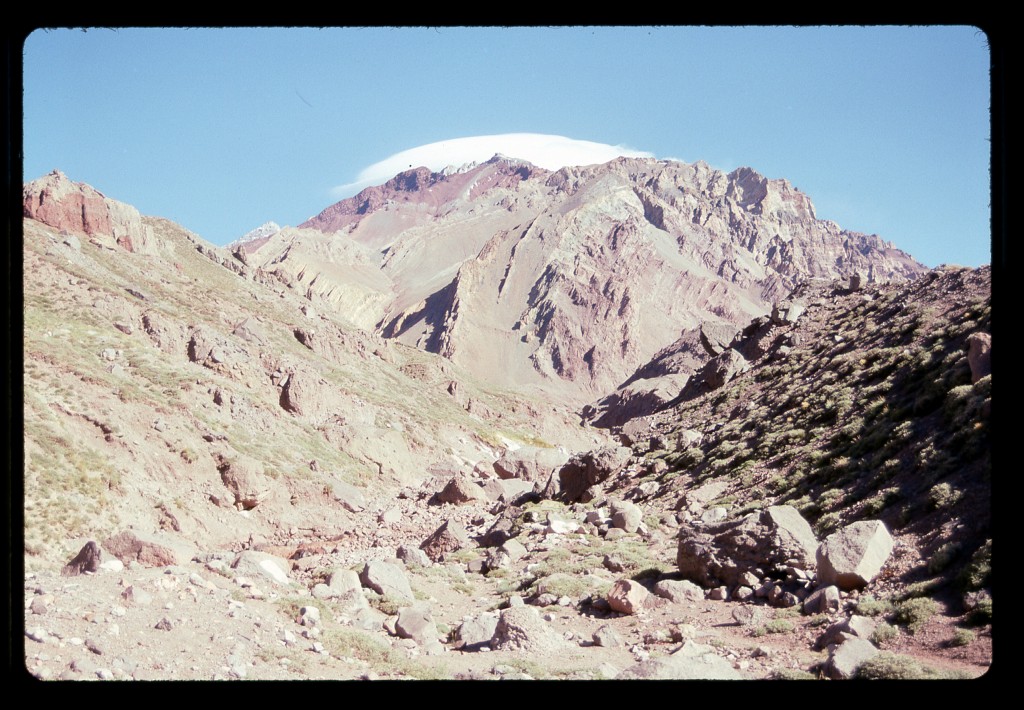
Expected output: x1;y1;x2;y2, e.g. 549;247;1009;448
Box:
242;155;924;404
21;166;989;680
227;221;282;251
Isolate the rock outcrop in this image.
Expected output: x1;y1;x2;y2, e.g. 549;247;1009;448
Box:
677;506;818;589
23;170;156;254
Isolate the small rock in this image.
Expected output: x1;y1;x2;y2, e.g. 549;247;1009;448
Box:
29;596;52;615
299;605;321;627
154;617;174;631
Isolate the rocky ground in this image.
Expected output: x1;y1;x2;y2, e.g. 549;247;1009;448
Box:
20;484;991;682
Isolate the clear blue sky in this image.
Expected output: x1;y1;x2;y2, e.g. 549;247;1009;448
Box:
23;26;991;267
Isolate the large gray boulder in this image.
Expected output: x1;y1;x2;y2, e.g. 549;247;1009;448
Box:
703;349;749;390
558;446;633;502
816;520;894;591
395;605;439;645
654;579;705;604
420;519;471;563
454;612;499;651
493;446;569;483
610;499;643;533
967;332;991;383
435;474;486;505
359;560;413;604
677;505;818;587
825;636;879;679
327;479;367;513
231;551;291;586
490;606;570;653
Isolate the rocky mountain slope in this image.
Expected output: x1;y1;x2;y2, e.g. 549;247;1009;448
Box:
241;156;924;403
21;169;989;681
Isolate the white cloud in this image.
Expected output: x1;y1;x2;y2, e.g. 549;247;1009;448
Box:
330;133;654;198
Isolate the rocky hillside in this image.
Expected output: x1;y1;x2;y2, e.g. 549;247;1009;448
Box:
242;156;925;403
21;171;989;681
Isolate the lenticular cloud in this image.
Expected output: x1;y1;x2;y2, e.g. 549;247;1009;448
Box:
331;134;653;198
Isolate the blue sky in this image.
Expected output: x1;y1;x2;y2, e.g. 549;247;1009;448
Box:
23;26;991;267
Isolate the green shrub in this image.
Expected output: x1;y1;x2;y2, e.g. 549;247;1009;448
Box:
928;482;962;511
855;596;894;617
928;541;962;575
856;653;926;680
870;622;898;646
949;628;975;647
895;597;940;633
959;540;991;590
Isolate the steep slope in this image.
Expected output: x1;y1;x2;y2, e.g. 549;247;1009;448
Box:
247;155;924;403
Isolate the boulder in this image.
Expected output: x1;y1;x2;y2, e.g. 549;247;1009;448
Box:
967;332;991;383
359;560;414;605
478;506;523;548
102;531;181;568
825;636;879;680
592;624;624;648
677;505;818;587
610;499;643;534
816;520;894;590
490;606;570;653
323;568;366;605
215;455;270;511
682;480;728;512
700;322;739;356
454;612;499;651
230;551;291;586
480;477;535;503
607;579;653;615
558;446;632;502
436;474;486;505
816;615;878;650
61;541;102;576
802;585;841;615
771;300;806;325
419;519;471;563
703;349;750;390
396;545;432;569
328;479;367;513
653;579;705;604
493;446;569;484
395;605;438;645
589;374;690;428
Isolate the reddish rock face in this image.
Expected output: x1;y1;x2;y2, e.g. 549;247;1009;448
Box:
24;169;152;252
